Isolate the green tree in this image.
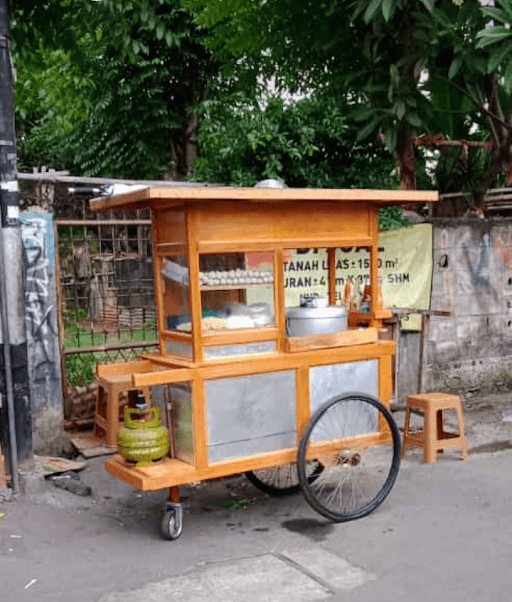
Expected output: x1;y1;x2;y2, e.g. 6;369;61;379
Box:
190;91;411;230
184;0;436;189
190;92;398;189
184;0;512;198
13;0;218;178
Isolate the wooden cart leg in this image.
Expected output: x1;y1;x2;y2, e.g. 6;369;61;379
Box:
168;486;180;503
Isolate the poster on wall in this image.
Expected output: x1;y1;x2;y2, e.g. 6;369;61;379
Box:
247;223;433;329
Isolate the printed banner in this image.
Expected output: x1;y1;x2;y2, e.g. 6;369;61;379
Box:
247;224;433;330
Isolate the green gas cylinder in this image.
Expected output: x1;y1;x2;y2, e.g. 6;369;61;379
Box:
117;405;169;466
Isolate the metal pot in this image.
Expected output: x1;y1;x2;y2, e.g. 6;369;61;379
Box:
286;305;348;337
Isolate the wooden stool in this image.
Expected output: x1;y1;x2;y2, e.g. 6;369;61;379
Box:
94;360;153;447
402;392;468;464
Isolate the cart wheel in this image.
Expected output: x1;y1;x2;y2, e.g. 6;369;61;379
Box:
298;392;401;522
161;503;183;541
245;462;323;496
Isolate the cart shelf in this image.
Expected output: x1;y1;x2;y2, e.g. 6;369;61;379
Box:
200;284;273;291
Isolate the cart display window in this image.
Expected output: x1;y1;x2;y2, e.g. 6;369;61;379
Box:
335;247;372;308
160;254;191;333
283;248;329;308
198;252;275;332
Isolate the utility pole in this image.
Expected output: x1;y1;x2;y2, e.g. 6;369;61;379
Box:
0;0;32;490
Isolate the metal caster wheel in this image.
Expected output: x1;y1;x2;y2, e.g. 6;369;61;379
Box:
161;502;183;541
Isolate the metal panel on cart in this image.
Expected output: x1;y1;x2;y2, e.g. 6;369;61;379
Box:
205;371;296;462
167;383;194;464
310;360;379;414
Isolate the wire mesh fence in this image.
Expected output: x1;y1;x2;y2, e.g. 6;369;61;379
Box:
56;209;158;424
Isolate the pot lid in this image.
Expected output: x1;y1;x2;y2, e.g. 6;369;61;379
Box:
286;306;348;319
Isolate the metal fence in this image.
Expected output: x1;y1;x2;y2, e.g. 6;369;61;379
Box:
18;172;214;426
56;211;158;425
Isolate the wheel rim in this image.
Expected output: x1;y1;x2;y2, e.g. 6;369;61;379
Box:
248;464;299;493
298;393;400;522
246;461;322;496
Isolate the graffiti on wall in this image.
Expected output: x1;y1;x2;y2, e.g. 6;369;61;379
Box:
495;235;512;270
20;213;60;384
462;232;497;299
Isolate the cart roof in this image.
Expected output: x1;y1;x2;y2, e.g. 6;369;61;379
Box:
90;185;439;213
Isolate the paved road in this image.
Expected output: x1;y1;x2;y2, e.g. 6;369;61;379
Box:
1;445;511;602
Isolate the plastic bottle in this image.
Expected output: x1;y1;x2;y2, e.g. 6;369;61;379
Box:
375;277;384;310
351;279;362;312
361;276;370;301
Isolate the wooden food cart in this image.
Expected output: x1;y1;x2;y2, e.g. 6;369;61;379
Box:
90;186;438;540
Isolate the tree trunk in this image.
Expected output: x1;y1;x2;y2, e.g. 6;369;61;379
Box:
169;113;199;180
396;127;417;191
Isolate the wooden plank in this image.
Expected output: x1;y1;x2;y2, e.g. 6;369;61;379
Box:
195;201;373;245
379;354;393;406
153;208;187;246
136;341;394;386
37;456;87;476
131;368;195;388
105;447;300;490
70;432;118;457
200;448;298;479
284;328;378;353
91;186;439;214
201;327;278;346
200;284;273;291
198;237;375;253
198;342;395;380
295;366;310;442
369;220;380;328
104;428;391;491
152;219;167;356
186;207;203;364
192;379;208;468
195;201;371;242
348;309;393;328
139;353;196;369
327;248;336;305
105;455;196;490
303;432;391;460
91;187;153;212
274;249;287;353
96;359;153;378
161;330;194;343
155;243;188;255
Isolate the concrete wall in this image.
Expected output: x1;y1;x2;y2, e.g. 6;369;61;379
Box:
20;210;63;455
426;217;512;392
15;211;512;449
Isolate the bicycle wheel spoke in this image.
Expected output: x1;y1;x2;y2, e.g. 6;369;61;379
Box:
298;393;400;522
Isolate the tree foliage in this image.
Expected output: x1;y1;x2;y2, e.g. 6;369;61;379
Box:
13;0;218;178
184;0;512;198
190;92;398;189
189;91;409;230
15;0;512;204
